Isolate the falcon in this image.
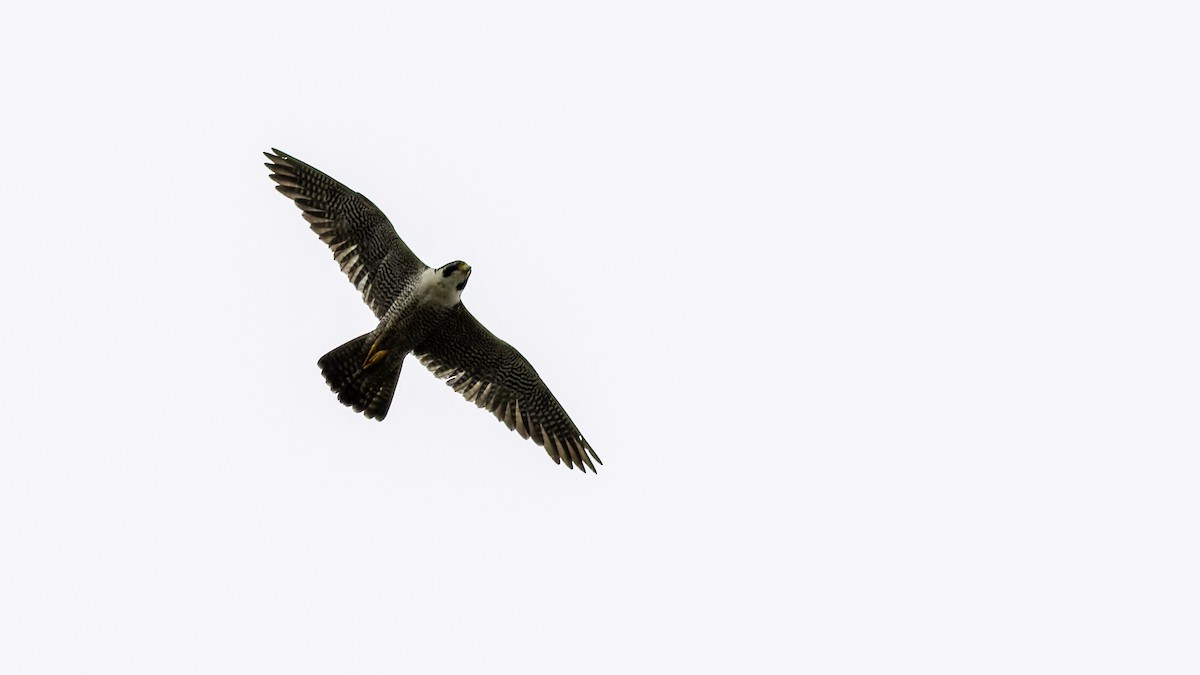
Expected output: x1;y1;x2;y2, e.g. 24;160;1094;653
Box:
265;149;601;472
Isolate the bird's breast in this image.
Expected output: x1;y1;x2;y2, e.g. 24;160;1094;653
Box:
375;292;455;353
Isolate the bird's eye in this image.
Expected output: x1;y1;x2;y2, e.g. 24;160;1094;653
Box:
442;267;454;278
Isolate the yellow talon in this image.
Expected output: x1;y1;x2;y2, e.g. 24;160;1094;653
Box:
363;339;390;369
363;349;390;369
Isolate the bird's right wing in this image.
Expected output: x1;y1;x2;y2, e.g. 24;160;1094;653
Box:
265;149;426;318
414;303;601;473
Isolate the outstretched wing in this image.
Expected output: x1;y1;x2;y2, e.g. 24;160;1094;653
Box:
265;149;426;318
414;304;601;473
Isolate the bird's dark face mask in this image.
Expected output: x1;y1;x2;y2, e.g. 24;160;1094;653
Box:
440;261;471;292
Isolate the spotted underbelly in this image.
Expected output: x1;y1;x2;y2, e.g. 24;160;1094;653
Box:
373;299;454;354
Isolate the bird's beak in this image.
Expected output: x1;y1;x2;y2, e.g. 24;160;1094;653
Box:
459;262;471;273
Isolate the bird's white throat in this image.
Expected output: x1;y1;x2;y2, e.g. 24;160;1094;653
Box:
417;267;465;307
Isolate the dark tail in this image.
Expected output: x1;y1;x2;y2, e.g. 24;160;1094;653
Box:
317;333;403;421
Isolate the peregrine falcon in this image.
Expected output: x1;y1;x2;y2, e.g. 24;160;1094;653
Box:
265;149;601;473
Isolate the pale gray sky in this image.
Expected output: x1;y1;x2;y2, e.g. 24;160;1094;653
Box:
1;1;1197;673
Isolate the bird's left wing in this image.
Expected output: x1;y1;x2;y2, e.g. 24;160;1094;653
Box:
414;303;601;473
265;149;426;318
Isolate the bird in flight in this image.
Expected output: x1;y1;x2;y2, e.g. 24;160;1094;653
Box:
264;149;600;472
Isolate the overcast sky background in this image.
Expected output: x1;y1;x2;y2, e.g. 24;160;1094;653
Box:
1;1;1197;673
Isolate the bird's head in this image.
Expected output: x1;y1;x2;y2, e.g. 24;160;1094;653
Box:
439;260;472;293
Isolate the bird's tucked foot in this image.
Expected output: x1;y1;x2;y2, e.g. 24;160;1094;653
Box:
363;339;390;369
